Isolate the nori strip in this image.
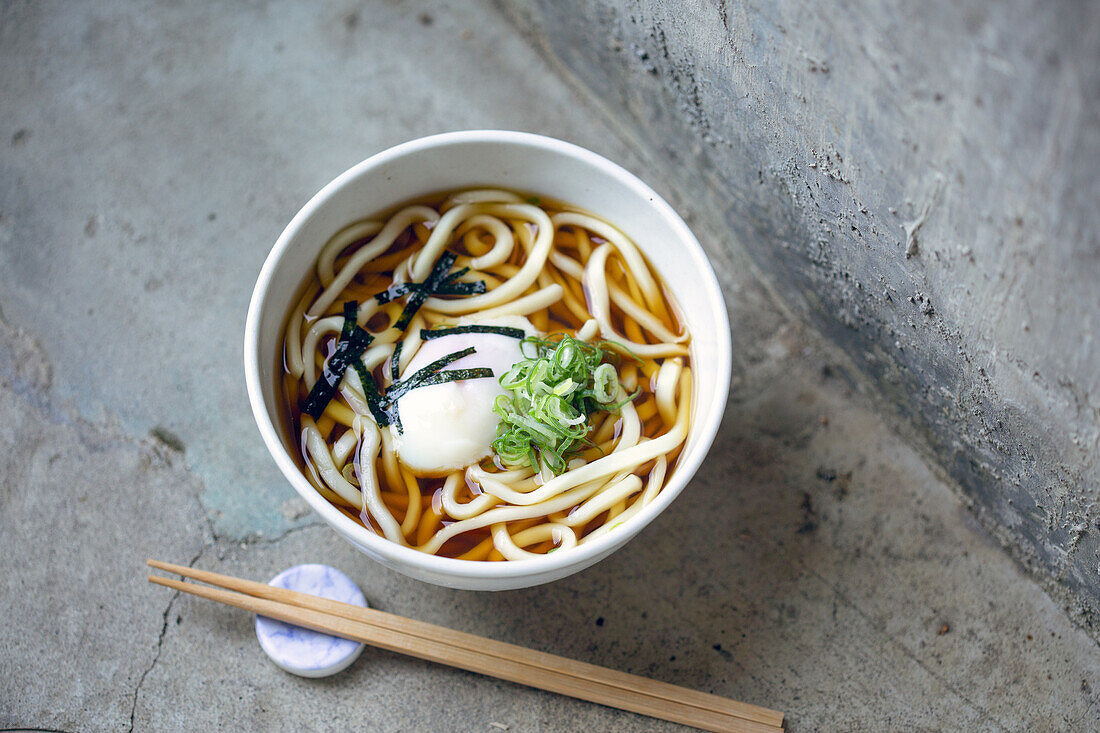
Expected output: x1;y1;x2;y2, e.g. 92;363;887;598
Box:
389;340;403;383
434;280;488;296
373;278;485;304
371;255;485;312
349;346;496;433
301;301;375;419
420;325;525;341
338;299;358;340
441;266;470;282
382;346;477;405
393;251;458;331
382;366;494;434
350;359;390;427
306;251;501;431
373;281;417;305
407;368;495;387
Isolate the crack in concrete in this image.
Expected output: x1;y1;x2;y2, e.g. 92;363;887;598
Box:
218;520;327;547
3;302;333;729
125;519;327;730
199;516;327;553
805;567;1009;731
127;546;207;733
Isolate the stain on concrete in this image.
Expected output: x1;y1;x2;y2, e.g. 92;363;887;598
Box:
149;425;186;454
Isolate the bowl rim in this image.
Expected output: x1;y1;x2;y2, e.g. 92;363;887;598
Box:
244;129;731;580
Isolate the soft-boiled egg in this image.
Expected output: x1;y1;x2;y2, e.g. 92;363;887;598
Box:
389;315;538;476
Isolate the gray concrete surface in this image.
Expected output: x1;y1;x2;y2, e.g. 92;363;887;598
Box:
1;1;1098;731
502;0;1100;632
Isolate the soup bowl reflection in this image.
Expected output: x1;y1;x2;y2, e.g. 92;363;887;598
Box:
244;131;731;590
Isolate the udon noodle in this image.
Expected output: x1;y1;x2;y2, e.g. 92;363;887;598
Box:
281;189;691;561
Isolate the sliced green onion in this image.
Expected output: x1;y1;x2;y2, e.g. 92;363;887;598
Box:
592;363;618;403
491;334;634;475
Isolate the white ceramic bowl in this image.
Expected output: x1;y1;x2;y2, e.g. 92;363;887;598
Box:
244;130;731;590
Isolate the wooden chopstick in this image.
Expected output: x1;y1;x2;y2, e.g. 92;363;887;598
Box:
147;559;780;728
148;560;784;733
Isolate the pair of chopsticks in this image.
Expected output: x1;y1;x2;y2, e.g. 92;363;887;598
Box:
148;559;784;732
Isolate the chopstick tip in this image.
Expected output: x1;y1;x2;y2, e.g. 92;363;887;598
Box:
148;574;174;587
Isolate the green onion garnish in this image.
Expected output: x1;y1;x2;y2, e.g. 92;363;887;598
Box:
491;334;635;475
420;325;525;341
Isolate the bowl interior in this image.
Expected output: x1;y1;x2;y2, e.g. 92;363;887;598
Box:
247;131;730;589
